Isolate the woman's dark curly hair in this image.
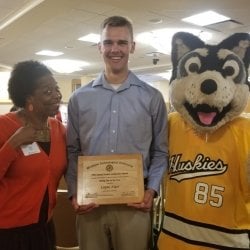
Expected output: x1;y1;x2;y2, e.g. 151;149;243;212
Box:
8;60;52;108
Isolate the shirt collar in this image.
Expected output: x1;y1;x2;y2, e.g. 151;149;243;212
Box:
91;71;143;90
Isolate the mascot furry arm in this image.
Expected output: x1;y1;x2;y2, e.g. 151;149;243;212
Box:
157;32;250;250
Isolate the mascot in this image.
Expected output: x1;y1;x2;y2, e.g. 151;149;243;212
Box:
157;32;250;249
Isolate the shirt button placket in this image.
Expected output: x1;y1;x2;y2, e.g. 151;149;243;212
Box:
109;94;119;153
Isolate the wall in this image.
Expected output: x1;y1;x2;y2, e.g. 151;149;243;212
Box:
55;75;95;103
0;103;12;114
3;72;250;116
0;72;208;115
2;73;250;116
151;80;169;103
55;75;78;103
0;75;74;114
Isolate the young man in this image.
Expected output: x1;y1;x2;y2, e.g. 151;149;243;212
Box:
66;15;167;250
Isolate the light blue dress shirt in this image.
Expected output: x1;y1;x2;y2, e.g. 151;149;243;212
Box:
66;71;167;197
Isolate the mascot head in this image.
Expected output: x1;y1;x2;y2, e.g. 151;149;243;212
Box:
170;32;250;133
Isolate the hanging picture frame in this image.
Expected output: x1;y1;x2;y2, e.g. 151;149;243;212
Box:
71;82;81;92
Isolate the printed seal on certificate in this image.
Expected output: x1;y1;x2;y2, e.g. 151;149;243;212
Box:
77;154;144;205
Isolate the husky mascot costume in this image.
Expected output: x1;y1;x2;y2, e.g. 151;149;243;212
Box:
157;32;250;249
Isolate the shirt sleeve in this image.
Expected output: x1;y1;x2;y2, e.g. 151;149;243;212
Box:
65;95;81;198
0;140;19;180
147;90;168;194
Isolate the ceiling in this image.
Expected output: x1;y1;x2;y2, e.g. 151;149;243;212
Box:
0;0;250;81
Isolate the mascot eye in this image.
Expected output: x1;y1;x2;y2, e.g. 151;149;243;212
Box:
222;60;239;78
189;63;199;72
185;57;201;74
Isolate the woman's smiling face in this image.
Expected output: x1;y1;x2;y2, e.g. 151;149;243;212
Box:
29;74;62;118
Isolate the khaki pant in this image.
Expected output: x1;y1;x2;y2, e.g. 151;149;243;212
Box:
76;205;151;250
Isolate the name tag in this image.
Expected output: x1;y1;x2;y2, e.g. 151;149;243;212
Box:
21;142;41;156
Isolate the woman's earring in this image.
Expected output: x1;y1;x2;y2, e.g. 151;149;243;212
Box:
28;104;33;112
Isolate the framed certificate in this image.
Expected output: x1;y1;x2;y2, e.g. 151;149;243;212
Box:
77;154;144;205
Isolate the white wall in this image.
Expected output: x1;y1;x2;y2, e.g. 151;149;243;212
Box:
0;103;12;114
151;80;169;103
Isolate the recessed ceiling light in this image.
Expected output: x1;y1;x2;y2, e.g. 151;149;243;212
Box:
43;59;89;74
149;18;163;24
36;50;64;56
78;33;100;43
182;10;230;26
136;28;212;54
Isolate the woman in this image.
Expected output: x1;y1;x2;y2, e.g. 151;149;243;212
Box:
0;60;67;250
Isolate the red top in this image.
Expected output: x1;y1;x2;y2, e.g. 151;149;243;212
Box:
0;112;67;228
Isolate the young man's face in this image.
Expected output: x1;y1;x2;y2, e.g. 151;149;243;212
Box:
98;25;135;75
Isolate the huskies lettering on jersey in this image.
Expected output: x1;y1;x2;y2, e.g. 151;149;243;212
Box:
169;154;228;181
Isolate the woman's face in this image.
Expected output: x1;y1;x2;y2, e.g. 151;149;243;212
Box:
29;74;62;118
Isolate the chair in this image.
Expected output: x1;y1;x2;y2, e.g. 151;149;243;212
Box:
150;176;166;250
54;181;79;249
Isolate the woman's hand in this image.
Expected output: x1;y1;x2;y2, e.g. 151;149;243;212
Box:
8;126;37;148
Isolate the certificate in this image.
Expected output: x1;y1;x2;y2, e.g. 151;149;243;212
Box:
77;154;144;205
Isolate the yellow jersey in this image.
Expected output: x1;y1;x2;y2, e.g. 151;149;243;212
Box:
158;112;250;250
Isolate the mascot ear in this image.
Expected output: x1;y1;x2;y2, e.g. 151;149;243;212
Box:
218;33;250;69
171;32;205;82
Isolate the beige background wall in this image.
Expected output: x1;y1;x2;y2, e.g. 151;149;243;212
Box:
2;73;250;116
0;75;170;114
